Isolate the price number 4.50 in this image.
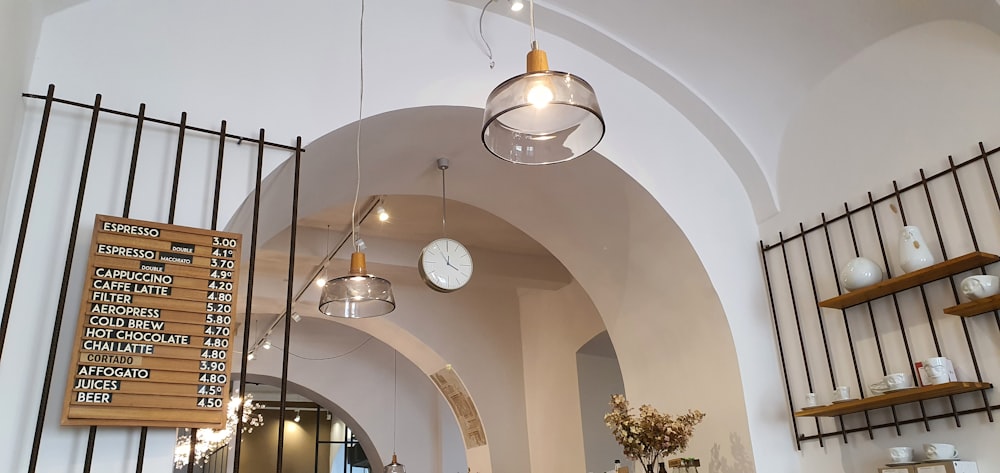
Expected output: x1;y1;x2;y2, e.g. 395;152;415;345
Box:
197;397;223;408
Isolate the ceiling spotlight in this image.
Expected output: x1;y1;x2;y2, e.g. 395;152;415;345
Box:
326;412;332;421
247;352;255;361
376;204;389;222
315;276;327;288
262;340;272;350
509;0;524;11
482;0;604;164
294;410;301;423
291;312;302;323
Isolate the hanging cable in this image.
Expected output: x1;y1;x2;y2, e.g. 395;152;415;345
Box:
351;0;366;252
529;0;536;46
440;162;448;237
478;0;495;69
393;350;398;455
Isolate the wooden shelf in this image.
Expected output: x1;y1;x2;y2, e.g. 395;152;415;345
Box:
794;382;992;417
818;252;999;309
944;294;1000;317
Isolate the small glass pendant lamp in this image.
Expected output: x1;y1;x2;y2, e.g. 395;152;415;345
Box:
481;0;604;165
319;252;395;318
384;453;406;473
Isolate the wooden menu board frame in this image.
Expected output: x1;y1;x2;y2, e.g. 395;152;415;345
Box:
61;215;242;429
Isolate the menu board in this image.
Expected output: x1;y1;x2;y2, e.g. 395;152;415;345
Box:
61;214;242;429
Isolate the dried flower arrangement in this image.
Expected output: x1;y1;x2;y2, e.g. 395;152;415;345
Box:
604;394;705;473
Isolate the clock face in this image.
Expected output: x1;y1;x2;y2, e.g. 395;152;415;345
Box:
418;238;473;292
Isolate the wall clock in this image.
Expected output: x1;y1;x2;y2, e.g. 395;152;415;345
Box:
418;237;473;292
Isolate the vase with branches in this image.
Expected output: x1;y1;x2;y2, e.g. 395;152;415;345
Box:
604;394;705;473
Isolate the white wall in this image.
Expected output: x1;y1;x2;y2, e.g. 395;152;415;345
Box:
518;282;606;473
0;0;39;226
768;20;1000;472
577;349;626;473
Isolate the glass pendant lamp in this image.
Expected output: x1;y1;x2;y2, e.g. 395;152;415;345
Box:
319;0;395;318
384;454;406;473
319;252;395;318
482;0;604;165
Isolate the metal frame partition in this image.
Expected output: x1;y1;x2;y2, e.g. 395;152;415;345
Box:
0;85;310;473
760;141;1000;448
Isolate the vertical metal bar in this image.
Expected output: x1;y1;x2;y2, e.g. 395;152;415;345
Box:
119;103;148;473
916;170;964;427
894;181;944;356
822;211;874;439
0;83;55;359
121;104;145;217
857;196;888;375
941;162;993;422
277;135;302;473
865;195;928;432
82;426;97;473
232;129;266;473
168;112;187;224
133;427;147;473
778;232;827;445
27;94;101;473
759;241;803;449
187;429;198;473
799;222;850;440
799;222;837;383
314;406;321;473
977;142;1000;332
210;121;227;230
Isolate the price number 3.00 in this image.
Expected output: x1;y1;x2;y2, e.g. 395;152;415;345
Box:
212;237;237;248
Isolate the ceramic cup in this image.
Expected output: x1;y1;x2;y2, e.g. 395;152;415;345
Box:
889;446;913;463
923;357;950;385
960;275;1000;300
870;372;913;394
833;386;851;402
840;257;884;291
924;443;958;460
804;392;818;408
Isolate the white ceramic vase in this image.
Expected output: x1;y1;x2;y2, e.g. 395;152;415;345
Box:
840;257;884;291
898;225;935;273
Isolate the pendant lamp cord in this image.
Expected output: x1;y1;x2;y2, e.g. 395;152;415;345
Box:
529;0;536;46
392;350;398;456
478;0;495;69
351;0;366;252
440;166;448;238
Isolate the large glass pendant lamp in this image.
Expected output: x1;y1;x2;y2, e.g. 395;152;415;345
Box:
319;0;395;318
482;0;604;165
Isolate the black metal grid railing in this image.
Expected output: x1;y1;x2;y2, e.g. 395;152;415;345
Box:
761;141;1000;448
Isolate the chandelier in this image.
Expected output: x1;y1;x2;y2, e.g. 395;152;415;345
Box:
173;394;264;468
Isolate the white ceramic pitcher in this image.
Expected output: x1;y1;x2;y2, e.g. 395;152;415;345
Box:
899;225;935;273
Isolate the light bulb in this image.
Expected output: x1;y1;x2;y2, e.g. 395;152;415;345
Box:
315;276;327;287
247;352;255;361
376;205;389;222
291;312;302;322
527;83;554;108
294;411;301;423
262;340;271;350
510;0;524;11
